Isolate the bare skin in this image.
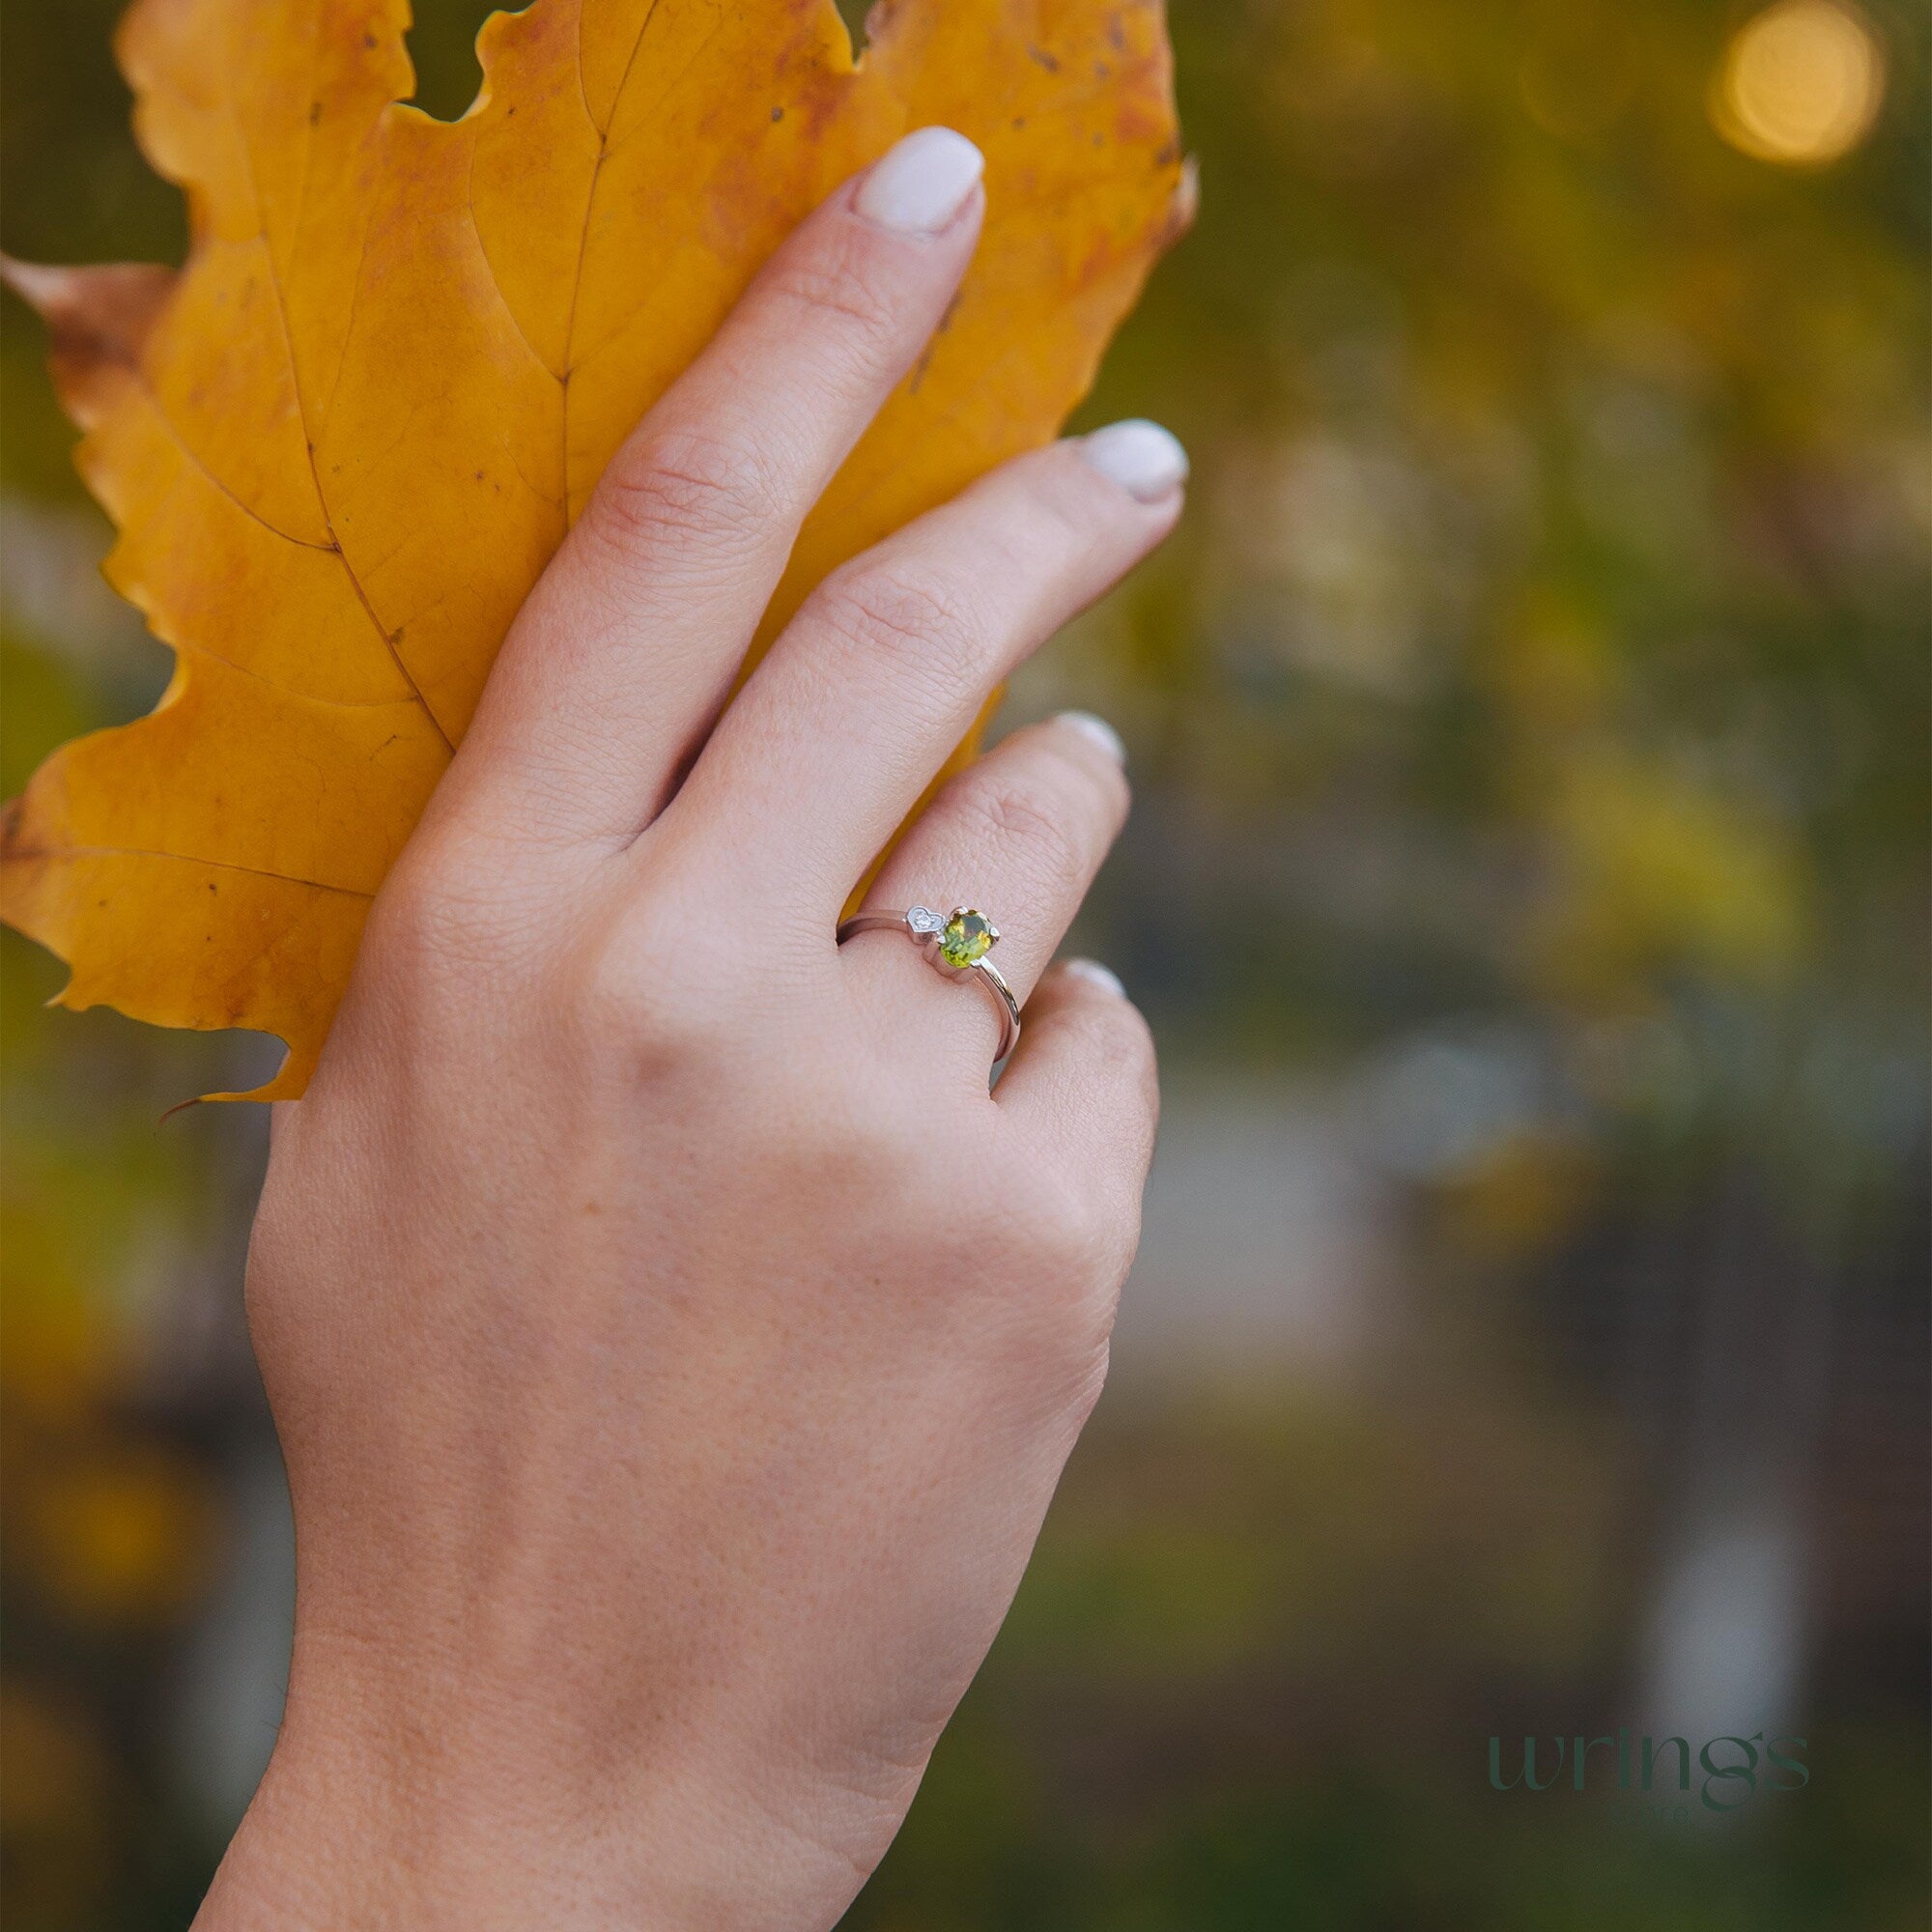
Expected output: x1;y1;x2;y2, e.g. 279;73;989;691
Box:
196;127;1181;1930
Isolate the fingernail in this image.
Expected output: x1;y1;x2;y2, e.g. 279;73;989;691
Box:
1077;419;1189;502
855;127;985;235
1054;710;1126;765
1063;958;1127;999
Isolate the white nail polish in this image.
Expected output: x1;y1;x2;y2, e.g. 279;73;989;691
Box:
1063;958;1127;999
854;128;984;235
1078;419;1189;502
1054;710;1127;765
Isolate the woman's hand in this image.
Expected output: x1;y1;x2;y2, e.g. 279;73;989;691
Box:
201;127;1182;1931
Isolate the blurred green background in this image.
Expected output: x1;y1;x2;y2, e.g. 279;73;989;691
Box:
2;0;1926;1925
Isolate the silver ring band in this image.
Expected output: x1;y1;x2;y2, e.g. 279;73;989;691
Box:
837;904;1021;1064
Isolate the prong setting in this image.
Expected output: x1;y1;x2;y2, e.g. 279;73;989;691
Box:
938;907;997;970
834;903;1021;1065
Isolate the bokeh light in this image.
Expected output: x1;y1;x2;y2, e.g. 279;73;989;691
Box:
1714;0;1886;166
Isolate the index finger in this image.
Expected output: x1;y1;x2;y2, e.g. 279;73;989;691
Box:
440;128;988;853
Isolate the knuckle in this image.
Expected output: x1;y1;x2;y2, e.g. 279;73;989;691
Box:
1063;1346;1114;1427
971;1163;1131;1363
998;1163;1112;1280
762;230;905;351
1011;470;1102;556
566;903;735;1060
964;777;1092;899
1042;454;1135;544
367;839;520;981
810;563;983;698
565;951;722;1083
1039;1185;1119;1281
1095;1000;1160;1096
590;425;786;559
1037;718;1132;810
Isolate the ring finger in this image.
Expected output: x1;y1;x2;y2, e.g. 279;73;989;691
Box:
839;712;1130;1069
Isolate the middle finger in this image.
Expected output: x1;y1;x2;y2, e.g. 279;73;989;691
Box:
670;421;1185;905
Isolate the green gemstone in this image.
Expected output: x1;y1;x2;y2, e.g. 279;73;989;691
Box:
939;909;994;968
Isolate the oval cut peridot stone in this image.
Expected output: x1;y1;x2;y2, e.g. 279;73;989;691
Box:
939;909;994;968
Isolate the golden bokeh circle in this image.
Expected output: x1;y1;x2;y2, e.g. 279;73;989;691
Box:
1713;0;1886;166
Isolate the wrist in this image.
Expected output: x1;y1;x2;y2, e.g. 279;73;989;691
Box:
193;1634;867;1932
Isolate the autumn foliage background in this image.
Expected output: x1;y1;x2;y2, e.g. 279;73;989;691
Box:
2;0;1927;1925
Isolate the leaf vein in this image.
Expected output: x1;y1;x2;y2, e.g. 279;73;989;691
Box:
134;375;339;553
222;94;458;754
465;135;568;384
169;637;443;716
561;0;668;515
37;842;375;899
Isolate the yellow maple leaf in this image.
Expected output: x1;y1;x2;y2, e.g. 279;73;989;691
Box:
3;0;1188;1099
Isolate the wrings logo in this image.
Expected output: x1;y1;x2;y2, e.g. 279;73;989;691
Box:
1488;1731;1809;1814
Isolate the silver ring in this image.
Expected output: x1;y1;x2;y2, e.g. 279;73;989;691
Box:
837;904;1021;1063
